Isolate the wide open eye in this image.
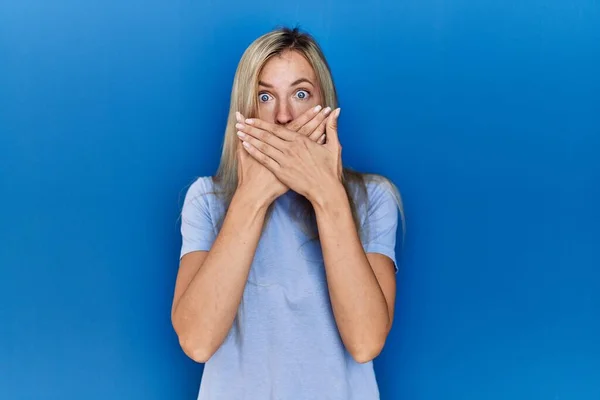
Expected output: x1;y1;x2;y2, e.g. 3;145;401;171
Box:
258;92;273;103
295;90;310;100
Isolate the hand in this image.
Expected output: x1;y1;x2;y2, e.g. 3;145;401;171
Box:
236;108;343;205
235;128;286;208
285;105;332;144
234;106;333;206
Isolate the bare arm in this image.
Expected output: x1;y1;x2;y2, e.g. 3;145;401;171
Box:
171;190;269;363
171;107;342;362
312;183;397;364
234;110;398;363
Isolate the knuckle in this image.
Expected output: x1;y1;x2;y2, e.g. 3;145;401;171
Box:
254;129;264;140
252;139;263;150
298;137;309;149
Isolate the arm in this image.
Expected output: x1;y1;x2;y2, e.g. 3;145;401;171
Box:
234;109;400;363
172;108;335;363
311;182;397;364
171;189;269;363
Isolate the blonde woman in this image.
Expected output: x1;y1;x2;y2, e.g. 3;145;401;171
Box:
171;27;404;399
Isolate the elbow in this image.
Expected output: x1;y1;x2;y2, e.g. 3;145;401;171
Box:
172;313;215;363
347;331;388;364
349;342;384;364
346;318;391;364
179;336;215;363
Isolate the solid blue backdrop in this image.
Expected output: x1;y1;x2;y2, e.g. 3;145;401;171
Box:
1;1;599;399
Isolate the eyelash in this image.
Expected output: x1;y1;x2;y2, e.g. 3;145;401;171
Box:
258;89;311;103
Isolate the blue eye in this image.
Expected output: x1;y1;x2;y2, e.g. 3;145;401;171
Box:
296;90;310;100
259;93;271;102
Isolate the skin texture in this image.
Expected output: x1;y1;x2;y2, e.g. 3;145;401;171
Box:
171;50;396;364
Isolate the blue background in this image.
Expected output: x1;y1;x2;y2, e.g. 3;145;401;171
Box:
1;1;599;399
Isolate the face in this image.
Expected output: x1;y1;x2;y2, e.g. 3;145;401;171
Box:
256;50;322;125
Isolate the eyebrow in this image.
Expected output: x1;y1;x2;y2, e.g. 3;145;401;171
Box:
258;78;314;88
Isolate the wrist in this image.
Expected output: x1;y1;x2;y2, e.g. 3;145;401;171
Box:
232;187;273;214
309;181;347;213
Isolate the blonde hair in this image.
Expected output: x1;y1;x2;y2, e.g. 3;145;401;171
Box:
212;27;405;243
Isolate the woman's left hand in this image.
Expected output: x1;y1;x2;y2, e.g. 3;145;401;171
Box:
235;108;343;204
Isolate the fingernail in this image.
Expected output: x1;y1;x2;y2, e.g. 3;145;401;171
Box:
335;108;341;117
235;111;243;122
323;107;332;115
236;131;245;138
235;123;245;130
242;141;251;148
314;105;322;113
245;118;254;125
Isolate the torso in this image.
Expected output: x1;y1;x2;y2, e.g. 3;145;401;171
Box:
196;182;380;400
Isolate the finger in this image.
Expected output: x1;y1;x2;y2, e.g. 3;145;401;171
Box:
317;133;326;144
245;118;296;141
242;140;280;172
325;108;341;148
236;121;287;150
308;115;329;142
235;111;243;123
286;105;323;132
299;106;332;138
237;130;284;162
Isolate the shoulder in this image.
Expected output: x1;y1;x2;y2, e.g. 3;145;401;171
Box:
348;173;405;242
180;176;221;216
179;176;220;257
181;175;220;204
185;175;216;197
364;174;400;206
347;173;402;214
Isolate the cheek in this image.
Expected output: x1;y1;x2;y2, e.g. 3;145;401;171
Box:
291;99;319;118
257;103;276;123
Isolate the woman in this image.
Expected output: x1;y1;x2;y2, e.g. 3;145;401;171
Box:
171;27;404;399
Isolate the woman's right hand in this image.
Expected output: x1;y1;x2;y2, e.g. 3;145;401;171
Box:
235;130;287;208
234;106;332;207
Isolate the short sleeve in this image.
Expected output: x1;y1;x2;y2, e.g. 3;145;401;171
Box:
179;177;217;259
362;179;401;272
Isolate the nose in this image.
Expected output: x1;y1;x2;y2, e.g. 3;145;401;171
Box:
275;100;293;125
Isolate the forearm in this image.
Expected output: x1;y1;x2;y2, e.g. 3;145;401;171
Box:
312;183;390;362
173;190;268;362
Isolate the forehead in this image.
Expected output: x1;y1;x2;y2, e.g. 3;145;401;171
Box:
259;50;316;83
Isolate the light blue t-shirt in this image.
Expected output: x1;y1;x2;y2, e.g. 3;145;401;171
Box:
179;176;400;400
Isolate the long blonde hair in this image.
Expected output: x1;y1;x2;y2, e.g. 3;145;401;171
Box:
212;27;405;243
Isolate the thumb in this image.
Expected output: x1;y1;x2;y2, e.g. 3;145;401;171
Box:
325;108;341;147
